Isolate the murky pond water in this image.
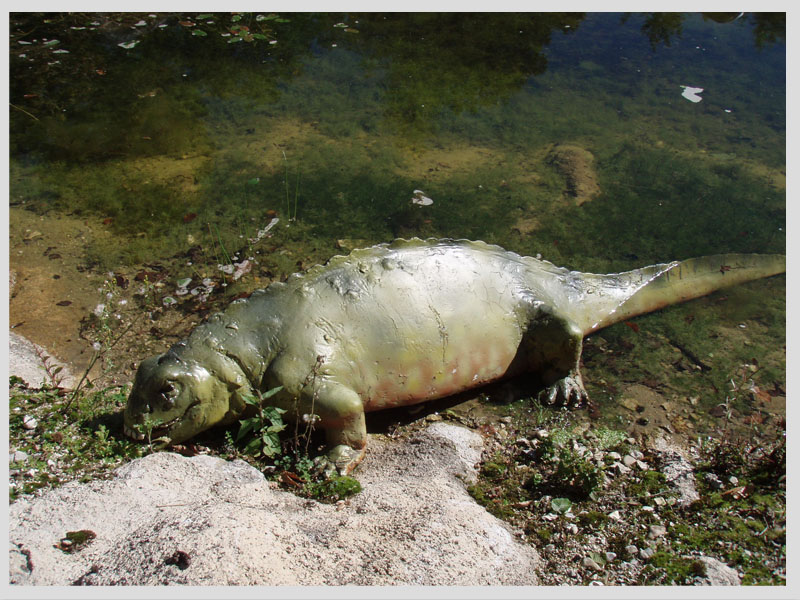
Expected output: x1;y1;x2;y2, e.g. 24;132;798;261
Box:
9;12;785;442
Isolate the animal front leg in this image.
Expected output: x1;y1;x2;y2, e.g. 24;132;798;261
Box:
308;383;367;477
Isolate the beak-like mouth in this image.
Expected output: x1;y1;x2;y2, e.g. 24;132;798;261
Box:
123;414;181;441
123;400;201;442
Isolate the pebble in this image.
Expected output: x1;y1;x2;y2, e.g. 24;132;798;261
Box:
654;497;666;506
566;523;578;534
729;476;739;486
704;472;724;489
608;510;622;521
648;525;667;539
639;546;655;560
625;544;639;556
582;557;603;571
622;455;637;468
535;429;549;440
612;462;631;476
636;460;649;471
10;450;29;463
22;415;37;430
605;552;617;562
608;451;622;461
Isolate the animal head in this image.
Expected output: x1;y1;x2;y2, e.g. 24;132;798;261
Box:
123;351;248;444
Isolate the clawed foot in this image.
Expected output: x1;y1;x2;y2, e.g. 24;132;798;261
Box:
312;444;366;478
537;374;588;408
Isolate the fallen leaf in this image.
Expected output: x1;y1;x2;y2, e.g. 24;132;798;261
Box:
280;471;303;488
56;300;72;306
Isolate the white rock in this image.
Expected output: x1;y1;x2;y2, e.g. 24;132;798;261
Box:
9;424;540;585
639;546;656;559
10;450;29;463
695;556;741;586
648;524;667;539
22;415;37;430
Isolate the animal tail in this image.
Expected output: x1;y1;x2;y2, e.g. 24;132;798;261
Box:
573;253;785;336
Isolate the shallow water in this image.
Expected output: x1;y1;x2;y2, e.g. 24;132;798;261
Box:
9;12;785;440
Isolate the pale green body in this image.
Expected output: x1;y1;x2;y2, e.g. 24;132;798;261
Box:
124;238;784;473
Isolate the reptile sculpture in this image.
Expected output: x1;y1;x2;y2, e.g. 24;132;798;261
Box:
124;238;784;474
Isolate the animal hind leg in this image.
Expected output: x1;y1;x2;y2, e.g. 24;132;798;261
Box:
515;303;588;407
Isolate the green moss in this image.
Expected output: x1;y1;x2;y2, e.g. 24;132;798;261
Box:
626;470;667;498
304;475;362;503
577;510;609;528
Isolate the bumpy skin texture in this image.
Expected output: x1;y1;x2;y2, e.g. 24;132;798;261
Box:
124;238;785;474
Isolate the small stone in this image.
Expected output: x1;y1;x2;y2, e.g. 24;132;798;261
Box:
728;476;739;486
566;523;578;534
10;450;28;463
608;451;622;461
22;415;37;430
625;544;639;556
500;416;513;424
636;460;649;471
648;525;667;539
582;557;603;571
535;429;549;440
605;552;617;563
608;510;622;521
425;413;442;422
639;546;655;560
654;496;666;506
622;455;637;467
704;472;723;490
613;462;632;476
